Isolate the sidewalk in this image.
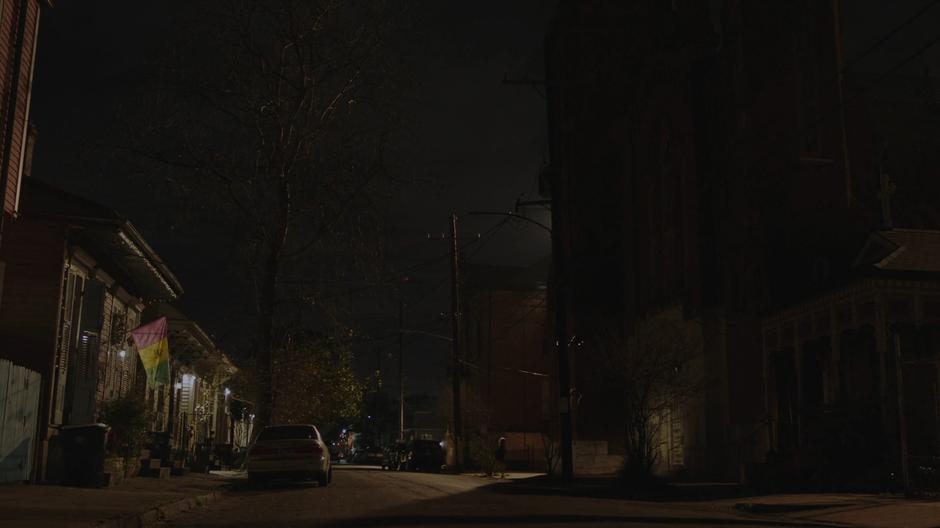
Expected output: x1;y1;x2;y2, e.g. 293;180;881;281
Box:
484;475;940;527
0;472;233;528
728;493;940;528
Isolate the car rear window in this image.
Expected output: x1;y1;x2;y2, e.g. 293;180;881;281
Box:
257;426;318;441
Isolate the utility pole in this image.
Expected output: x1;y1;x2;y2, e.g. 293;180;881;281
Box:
550;199;574;481
449;213;463;471
398;298;405;441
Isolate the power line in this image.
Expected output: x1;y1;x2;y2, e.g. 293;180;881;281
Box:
462;216;513;263
487;296;548;345
848;31;940;100
842;0;940;74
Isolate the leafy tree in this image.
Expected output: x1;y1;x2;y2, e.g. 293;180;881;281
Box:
270;330;363;437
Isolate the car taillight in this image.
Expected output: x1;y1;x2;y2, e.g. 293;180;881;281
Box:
294;444;323;455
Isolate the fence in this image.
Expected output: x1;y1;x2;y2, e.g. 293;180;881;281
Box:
0;359;41;482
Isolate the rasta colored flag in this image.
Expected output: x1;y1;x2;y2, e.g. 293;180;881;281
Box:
129;317;171;386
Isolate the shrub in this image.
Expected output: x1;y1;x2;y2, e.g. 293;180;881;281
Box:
100;395;152;462
467;432;497;475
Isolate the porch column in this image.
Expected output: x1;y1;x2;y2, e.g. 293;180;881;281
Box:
874;292;890;431
762;326;774;452
829;302;840;403
794;330;803;448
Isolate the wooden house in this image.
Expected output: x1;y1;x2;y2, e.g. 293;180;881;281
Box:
0;178;183;481
762;230;940;489
143;302;239;469
0;0;44;304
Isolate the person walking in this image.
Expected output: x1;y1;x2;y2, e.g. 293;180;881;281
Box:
494;437;507;478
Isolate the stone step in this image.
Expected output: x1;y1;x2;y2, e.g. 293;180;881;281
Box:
124;461;141;480
101;471;124;488
101;457;125;487
140;466;171;479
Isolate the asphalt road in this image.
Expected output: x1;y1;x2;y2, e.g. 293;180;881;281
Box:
154;466;817;528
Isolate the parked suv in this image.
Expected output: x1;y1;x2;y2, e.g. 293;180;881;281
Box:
352;445;384;466
400;439;444;472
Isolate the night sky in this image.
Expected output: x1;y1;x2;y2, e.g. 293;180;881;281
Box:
27;0;940;401
29;1;557;397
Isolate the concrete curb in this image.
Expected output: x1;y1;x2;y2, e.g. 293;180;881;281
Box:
95;487;228;528
734;502;860;514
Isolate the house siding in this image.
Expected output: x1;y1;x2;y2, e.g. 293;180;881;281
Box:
0;0;40;216
0;218;66;374
0;216;67;479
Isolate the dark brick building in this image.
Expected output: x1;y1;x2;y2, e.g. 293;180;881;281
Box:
545;0;940;482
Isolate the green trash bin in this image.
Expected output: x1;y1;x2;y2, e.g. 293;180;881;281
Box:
61;423;110;487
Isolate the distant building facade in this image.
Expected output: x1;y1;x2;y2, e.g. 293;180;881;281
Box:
461;259;556;471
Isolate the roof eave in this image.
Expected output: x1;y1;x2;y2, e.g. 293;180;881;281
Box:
119;220;184;298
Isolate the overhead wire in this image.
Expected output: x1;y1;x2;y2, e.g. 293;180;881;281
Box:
841;0;940;74
743;5;940;178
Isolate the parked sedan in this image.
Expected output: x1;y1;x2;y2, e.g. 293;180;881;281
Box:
246;425;332;486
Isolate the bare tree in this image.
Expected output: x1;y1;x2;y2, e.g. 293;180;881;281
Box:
540;419;561;477
591;308;703;485
122;0;406;428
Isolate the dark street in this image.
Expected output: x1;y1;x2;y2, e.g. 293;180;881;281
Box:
154;467;803;528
